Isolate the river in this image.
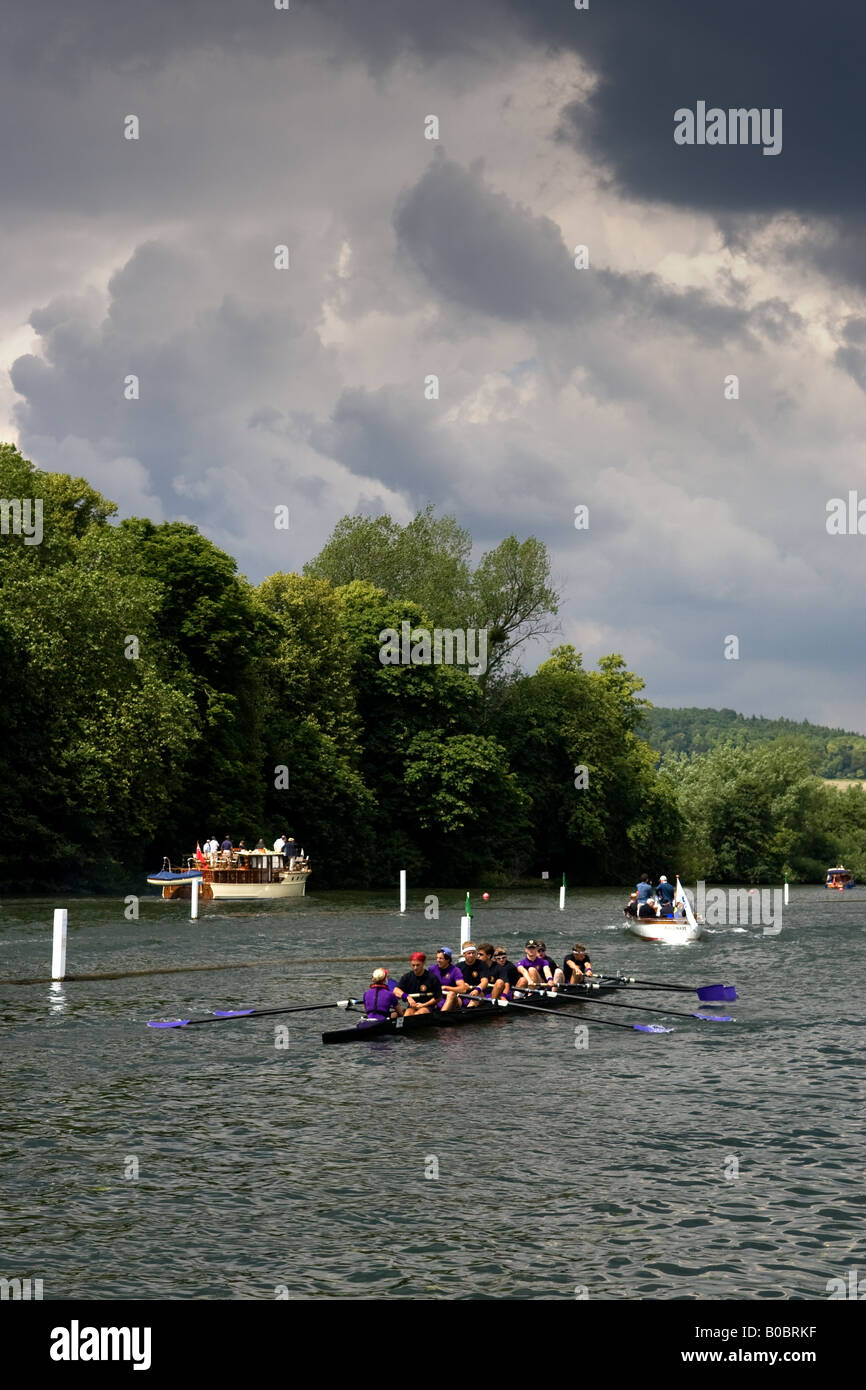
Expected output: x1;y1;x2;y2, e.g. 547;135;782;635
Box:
1;884;863;1300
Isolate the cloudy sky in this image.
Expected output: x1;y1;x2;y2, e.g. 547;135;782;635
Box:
2;1;865;729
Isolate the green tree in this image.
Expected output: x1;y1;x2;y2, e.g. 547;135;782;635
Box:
663;742;832;883
304;505;473;629
491;646;678;881
469;534;560;678
116;518;269;850
254;573;375;882
306;507;560;682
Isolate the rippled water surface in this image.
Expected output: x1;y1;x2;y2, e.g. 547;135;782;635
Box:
1;885;864;1299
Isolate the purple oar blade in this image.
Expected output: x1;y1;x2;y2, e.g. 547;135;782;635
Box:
212;1009;255;1018
147;1019;189;1029
692;1013;734;1022
633;1023;674;1033
697;985;738;1002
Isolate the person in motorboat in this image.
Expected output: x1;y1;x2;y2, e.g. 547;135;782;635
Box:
637;895;659;919
636;874;654;903
655;875;676;915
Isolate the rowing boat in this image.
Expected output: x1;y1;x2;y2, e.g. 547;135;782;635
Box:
321;977;620;1044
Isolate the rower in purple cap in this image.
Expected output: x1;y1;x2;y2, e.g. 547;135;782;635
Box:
428;947;464;1012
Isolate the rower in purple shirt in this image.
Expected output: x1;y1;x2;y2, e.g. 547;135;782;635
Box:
516;940;554;989
428;947;464;1012
360;969;402;1027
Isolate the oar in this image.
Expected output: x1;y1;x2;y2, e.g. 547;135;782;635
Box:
615;976;737;1002
147;1000;356;1029
521;986;733;1023
494;997;673;1033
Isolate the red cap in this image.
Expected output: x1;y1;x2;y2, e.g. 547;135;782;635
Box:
410;951;426;962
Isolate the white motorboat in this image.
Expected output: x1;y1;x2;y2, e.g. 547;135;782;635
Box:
147;849;311;901
625;876;706;943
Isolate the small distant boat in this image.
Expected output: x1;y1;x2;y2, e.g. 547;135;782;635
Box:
625;876;706;944
147;849;311;901
825;865;856;891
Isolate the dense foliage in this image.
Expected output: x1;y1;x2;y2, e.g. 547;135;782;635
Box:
1;443;862;891
640;705;866;779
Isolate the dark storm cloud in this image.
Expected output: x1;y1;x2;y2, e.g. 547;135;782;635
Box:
395;157;753;344
1;0;503;80
7;3;864;251
513;1;866;220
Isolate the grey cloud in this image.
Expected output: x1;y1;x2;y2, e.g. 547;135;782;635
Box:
395;156;580;323
307;386;458;500
395;158;751;346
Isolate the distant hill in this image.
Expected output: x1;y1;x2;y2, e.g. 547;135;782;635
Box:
638;707;866;780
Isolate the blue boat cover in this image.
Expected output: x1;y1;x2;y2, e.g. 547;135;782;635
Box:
147;869;203;882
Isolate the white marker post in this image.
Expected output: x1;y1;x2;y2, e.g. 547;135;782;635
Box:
399;869;407;914
559;872;566;911
460;891;472;949
784;881;789;905
51;908;68;980
191;876;200;921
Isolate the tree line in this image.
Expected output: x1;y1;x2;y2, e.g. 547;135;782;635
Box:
641;705;866;780
2;443;863;892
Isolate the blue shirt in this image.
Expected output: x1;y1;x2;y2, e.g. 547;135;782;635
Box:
636;882;653;902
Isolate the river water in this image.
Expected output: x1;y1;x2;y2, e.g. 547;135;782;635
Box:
1;885;863;1300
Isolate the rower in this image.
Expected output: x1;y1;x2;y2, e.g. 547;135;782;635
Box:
361;968;401;1023
429;947;464;1012
536;940;565;986
476;943;509;1001
457;943;485;999
491;946;520;997
397;952;443;1015
516;940;554;989
563;943;593;983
